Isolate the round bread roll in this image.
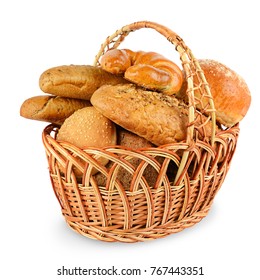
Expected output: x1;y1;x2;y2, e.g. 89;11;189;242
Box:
178;59;251;127
56;106;117;175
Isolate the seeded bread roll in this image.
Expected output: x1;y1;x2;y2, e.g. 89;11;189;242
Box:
90;84;187;146
39;65;127;100
56;106;117;175
91;84;215;146
20;95;91;124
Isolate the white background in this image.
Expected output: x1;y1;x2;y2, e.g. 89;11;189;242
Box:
1;0;259;279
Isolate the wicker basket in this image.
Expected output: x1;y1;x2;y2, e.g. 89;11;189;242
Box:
42;21;240;242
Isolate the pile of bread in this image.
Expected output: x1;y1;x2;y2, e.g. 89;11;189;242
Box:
20;49;251;184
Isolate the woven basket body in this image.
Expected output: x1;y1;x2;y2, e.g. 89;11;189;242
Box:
42;21;240;242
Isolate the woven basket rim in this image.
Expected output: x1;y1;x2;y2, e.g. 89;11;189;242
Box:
43;122;240;190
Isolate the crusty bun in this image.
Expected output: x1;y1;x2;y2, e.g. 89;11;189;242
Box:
56;106;117;174
178;59;251;127
39;65;127;100
100;49;183;95
90;84;215;146
20;95;91;124
57;106;117;148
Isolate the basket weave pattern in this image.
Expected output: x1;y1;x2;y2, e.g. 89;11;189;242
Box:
42;21;239;242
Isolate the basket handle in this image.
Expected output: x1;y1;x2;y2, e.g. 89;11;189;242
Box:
94;21;216;146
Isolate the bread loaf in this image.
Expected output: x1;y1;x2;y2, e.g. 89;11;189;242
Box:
90;84;215;146
117;127;154;149
39;65;127;100
20;95;91;124
178;59;251;127
56;106;117;175
94;127;163;189
100;49;183;95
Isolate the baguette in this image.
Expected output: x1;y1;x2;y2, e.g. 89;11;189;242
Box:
39;65;127;100
20;95;91;124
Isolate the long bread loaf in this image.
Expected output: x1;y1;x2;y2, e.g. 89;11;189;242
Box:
20;95;91;124
39;65;127;100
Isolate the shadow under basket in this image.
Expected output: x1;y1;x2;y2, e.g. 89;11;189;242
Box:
42;21;240;242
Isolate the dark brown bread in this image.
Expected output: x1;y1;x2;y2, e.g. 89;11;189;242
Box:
94;127;163;189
